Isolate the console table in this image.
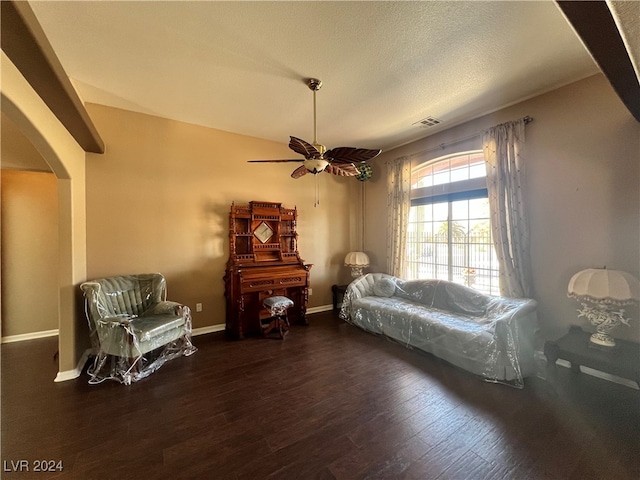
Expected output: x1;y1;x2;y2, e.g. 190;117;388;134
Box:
544;325;640;388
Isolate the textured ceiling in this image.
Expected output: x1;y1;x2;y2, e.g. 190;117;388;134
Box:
29;1;600;151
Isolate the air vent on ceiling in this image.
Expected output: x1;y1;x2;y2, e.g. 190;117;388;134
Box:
413;116;442;128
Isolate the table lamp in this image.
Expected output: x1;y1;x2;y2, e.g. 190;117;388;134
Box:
567;268;639;347
345;251;370;278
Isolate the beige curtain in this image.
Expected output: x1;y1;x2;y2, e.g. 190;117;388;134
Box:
482;118;533;298
386;156;411;277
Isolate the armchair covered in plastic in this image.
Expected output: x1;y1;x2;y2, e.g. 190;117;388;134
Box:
340;273;538;388
80;273;197;385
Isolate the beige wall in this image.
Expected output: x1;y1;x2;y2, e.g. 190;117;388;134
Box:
366;74;640;345
85;104;359;330
1;170;59;337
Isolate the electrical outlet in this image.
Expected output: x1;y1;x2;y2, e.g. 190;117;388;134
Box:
196;303;203;312
308;288;313;295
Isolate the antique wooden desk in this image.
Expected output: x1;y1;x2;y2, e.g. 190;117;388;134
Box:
223;201;311;339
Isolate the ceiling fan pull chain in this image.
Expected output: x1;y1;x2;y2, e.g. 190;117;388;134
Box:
314;174;320;207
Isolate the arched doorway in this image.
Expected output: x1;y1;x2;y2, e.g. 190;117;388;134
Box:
1;114;59;341
2;51;88;380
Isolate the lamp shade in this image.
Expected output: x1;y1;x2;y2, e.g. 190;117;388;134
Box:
344;251;370;267
568;268;640;305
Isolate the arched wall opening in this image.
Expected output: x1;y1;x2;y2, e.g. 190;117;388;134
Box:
1;51;88;380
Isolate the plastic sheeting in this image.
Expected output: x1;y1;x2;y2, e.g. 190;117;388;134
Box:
80;273;197;385
263;296;294;316
261;296;294;338
340;273;538;388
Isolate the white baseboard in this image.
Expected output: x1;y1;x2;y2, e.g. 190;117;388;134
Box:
54;348;92;383
2;329;59;343
307;304;334;314
192;324;225;336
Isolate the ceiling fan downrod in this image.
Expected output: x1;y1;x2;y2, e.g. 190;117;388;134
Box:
306;78;325;155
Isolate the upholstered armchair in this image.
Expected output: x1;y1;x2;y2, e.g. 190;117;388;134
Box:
80;273;197;385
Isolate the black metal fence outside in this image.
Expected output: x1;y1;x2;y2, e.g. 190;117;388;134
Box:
405;230;500;296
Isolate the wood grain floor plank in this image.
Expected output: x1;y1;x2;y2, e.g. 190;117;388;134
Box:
435;450;509;480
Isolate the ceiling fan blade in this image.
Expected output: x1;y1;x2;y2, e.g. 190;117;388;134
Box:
324;163;360;176
291;165;309;179
248;159;304;163
289;137;320;158
325;147;382;164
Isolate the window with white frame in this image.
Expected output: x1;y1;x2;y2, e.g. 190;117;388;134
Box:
405;151;500;295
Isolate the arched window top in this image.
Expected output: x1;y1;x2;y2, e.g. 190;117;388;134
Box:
411;150;485;190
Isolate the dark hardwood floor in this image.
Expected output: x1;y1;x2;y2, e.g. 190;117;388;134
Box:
2;311;639;479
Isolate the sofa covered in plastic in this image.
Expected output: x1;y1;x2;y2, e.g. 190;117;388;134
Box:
340;273;538;387
80;273;197;385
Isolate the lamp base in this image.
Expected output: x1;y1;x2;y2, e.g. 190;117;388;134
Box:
590;332;616;347
349;266;365;278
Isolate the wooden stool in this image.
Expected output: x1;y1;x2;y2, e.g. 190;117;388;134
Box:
260;296;294;339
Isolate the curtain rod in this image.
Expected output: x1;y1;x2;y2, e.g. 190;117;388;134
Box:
407;116;534;159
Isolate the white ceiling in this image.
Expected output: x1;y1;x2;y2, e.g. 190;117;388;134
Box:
29;1;600;152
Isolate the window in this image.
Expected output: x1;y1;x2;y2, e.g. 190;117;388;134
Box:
405;151;500;295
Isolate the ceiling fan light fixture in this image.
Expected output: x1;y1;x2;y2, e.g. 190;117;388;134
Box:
303;158;329;174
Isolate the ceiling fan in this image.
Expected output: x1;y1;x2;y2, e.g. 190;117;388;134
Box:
248;78;382;179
